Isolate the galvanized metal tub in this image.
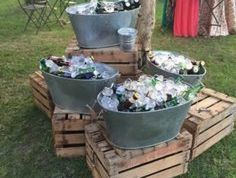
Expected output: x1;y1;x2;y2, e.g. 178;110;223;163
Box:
97;93;192;149
146;51;207;85
66;4;139;48
42;63;119;113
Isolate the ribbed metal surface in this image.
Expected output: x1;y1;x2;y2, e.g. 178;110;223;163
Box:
66;4;139;48
97;93;192;149
43;63;119;113
146;58;206;85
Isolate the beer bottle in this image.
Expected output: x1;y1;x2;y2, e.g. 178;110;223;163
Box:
183;83;204;101
39;59;49;72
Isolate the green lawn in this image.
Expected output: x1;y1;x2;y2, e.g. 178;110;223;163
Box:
0;1;235;178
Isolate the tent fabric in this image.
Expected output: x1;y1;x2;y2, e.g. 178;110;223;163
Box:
173;0;199;37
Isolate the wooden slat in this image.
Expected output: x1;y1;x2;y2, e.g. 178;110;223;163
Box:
54;133;85;145
86;156;94;172
93;154;110;178
29;75;48;94
192;101;231;120
86;157;103;178
194;115;234;146
53;107;83;115
35;71;44;79
192;124;234;159
55;147;85;157
189;97;220;118
192;92;208;105
86;143;94;162
52;119;89;132
32;89;52;109
65;41;138;63
30;79;49;98
120;138;190;171
182;118;198;135
202;88;236;103
85;134;110;174
198;107;236;133
33;98;52;118
147;164;187;178
117;151;189;178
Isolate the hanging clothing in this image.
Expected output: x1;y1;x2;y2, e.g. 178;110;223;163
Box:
208;0;228;36
162;0;175;32
173;0;199;37
199;0;230;36
225;0;236;34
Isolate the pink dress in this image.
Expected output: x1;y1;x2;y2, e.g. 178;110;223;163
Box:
174;0;199;37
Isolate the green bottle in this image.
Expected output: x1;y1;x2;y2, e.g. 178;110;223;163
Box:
39;58;49;72
164;97;179;108
183;83;204;101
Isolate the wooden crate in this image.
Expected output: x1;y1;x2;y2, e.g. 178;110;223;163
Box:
85;123;192;178
52;107;94;158
29;71;54;119
183;88;236;160
65;39;140;76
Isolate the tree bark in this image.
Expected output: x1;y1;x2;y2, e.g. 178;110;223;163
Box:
137;0;156;52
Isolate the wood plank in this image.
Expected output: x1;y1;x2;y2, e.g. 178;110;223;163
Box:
192;92;208;105
202;88;236;103
29;73;48;91
67;48;138;63
117;151;189;178
54;107;83;115
190;96;220;110
54;133;85;145
194;115;234;147
29;78;49;98
183;119;198;135
191;101;231;120
199;108;235;133
86;143;94;162
35;71;44;79
147;164;187;178
52;119;88;132
66;42;138;63
93;154;110;178
189;97;220;119
86;157;103;178
192;124;234;159
85;134;110;174
56;147;85;157
33;98;52;118
32;89;52;109
86;156;94;172
120;138;190;171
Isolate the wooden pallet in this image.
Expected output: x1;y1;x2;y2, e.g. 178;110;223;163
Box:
65;39;140;76
183;88;236;160
29;71;54;119
52;107;94;158
85;123;192;178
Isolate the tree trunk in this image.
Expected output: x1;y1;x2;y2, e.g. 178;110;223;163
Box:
137;0;156;52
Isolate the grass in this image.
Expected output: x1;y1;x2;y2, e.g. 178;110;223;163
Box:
0;0;235;178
